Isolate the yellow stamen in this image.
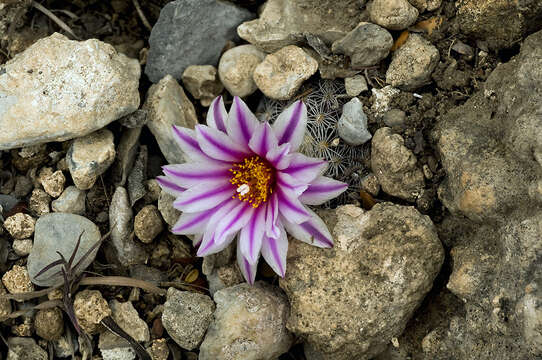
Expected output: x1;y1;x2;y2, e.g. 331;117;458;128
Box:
229;156;273;208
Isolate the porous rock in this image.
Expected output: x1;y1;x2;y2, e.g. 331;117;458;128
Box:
4;213;35;239
35;307;64;341
2;265;34;296
7;337;47;360
134;205;163;243
182;65;223;106
29;188;51;215
218;45;265;97
99;300;150;350
73;289;111;335
368;0;419;31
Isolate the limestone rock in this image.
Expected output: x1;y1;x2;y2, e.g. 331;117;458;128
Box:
368;0;419;31
35;307;64;341
4;213;35;239
218;45;265;97
337;97;371;146
73;289;111;335
182;65;223;106
51;186;86;215
99;300;150;350
344;75;368;96
7;337;47;360
2;265;34;297
134;205;163;243
158;190;181;227
12;239;32;257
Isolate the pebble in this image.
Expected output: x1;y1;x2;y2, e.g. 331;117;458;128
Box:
109;186;148;266
99;300;150;351
6;337;48;360
134;205;163;243
371;85;400;119
2;265;34;296
13;175;33;197
371;127;425;201
409;0;442;12
35;307;64;341
0;33;140;150
29;188;51;216
112;126;141;187
144;75;198;164
40;169;65;197
27;213;102;287
73;289;111;335
253;45;318;100
338;97;372;146
12;239;32;256
0;283;12;321
383;108;407;128
4;213;35;239
360;173;381;196
332;22;393;68
101;348;135;360
146;0;254;82
51;186;86;215
53;335;78;358
345;75;368;97
127;144;147;206
386;34;440;90
67;129;116;190
148;338;169;360
162;288;215;350
144;179;161;204
182;65;224;106
218;44;265;97
368;0;419;31
158;190;181;226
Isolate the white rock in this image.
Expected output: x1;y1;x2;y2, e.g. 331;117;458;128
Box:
218;45;265;97
51;186;86;215
338;98;372;146
369;0;419;31
99;300;150;351
0;33;140;150
182;65;223;106
12;239;32;257
345;75;368;96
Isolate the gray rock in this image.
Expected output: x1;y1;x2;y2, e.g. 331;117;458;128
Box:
67;129;116;190
181;65;223;106
27;213;101;287
118;109;148;129
371;127;424;202
344;75;368;97
238;0;361;53
386;34;440;91
127;145;147;206
332;22;393;68
408;0;441;12
383;108;407;128
99;300;150;350
51;186;86;215
337;97;371;146
158;190;181;227
162;288;215;350
0;282;12;321
101;348;136;360
368;0;419;31
12;175;33;197
218;45;265;97
112;126;142;187
0;33;140;150
29;188;51;216
146;0;254;82
199;282;293;360
144;75;198;164
7;337;47;360
280;204;443;360
109;187;147;266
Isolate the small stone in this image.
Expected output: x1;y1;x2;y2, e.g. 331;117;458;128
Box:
67;129;116;190
386;34;440;91
35;307;64;341
200;282;293;360
0;283;12;321
423;164;433;179
53;335;77;358
332;22;393;68
73;289;111;335
112;126;141;187
253;45;318;100
207;263;244;296
360;173;381;196
144;179;161;204
13;175;33;197
158;190;181;226
134;205;163;244
99;300;150;350
144;75;198;164
371;86;400;119
408;0;442;12
4;213;35;239
127;145;147;206
51;186;86;215
29;188;51;216
162;288;215;350
7;337;48;360
338;97;372;146
11;145;48;172
12;239;32;256
149;338;169;360
218;45;265;97
182;65;224;106
369;0;419;31
2;265;34;296
0;33;140;150
40;169;65;197
101;348;136;360
383;108;407;128
345;75;368;97
371;127;425;201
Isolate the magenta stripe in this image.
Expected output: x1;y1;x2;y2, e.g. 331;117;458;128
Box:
218;202;248;239
277;190;308;216
173;126;199;149
213;97;227;132
285;160;325;173
156;176;185;192
269;145;289;167
300;222;333;247
199;127;246;159
257;124;269;155
200;236;216;254
244;258;254;284
176;184;232;206
268;236;284;276
235;97;252;144
306;183;347;193
173;209;214;232
278;101;303;145
164;167;230;180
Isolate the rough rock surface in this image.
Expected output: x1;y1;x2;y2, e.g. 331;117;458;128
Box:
144;75;198;164
280;205;444;360
253;45;318;100
0;283;12;322
368;0;419;30
0;33;140;149
2;265;34;296
134;205;163;243
408;0;441;12
218;45;265;97
371;127;425;201
4;213;35;239
181;65;223;106
337;97;371;146
146;0;254;82
51;186;86;215
73;289;111;335
199;282;293;360
35;307;64;341
7;337;48;360
99;300;150;350
238;0;361;52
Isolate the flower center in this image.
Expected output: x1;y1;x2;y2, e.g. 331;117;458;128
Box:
229;156;273;208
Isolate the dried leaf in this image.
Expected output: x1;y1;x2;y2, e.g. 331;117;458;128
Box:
392;31;409;51
413;17;443;36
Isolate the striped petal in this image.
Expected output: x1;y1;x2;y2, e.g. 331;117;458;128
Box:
227;96;260;149
171;205;221;234
192;234;203;247
282;153;327;182
214;201;255;246
276;186;311;224
196;125;249;162
173;182;234;212
206;96;227;132
197;199;240;256
261;225;288;278
272;100;307;151
156;176;185;197
172;126;209;161
162;162;231;188
239;205;266;264
266;143;291;170
299;176;348;205
276;171;308;196
248;122;278;158
265;192;280;239
197;232;235;257
237;242;258;285
282;208;334;248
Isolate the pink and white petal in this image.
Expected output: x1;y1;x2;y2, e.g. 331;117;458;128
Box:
248;122;278;158
173;182;234;212
172;126;209;161
282;208;334;248
206;96;228;132
265;193;280;239
276;186;311;224
227;96;260;149
197;232;235;257
299;176;348;205
162;162;231;188
282;153;327;182
276;171;308;196
214;201;255;246
239;205;266;264
261;225;288;278
156;176;185;197
237;242;258;285
266;143;291;170
192;234;203;247
271;100;307;151
197;197;241;253
196;125;250;162
171;205;220;235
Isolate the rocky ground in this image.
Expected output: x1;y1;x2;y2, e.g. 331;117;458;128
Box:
0;0;541;359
